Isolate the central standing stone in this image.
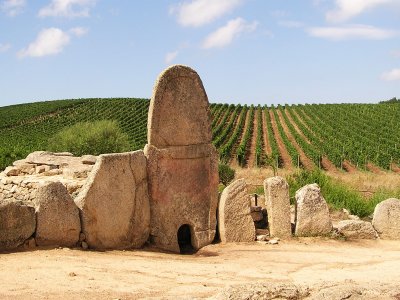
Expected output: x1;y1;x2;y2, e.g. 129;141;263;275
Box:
144;65;219;253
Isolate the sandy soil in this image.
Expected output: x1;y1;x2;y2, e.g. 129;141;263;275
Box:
1;239;399;299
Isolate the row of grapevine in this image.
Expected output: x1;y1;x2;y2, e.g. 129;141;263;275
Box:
279;106;321;167
255;107;265;167
236;105;255;166
271;105;301;167
2;98;399;172
211;104;227;128
219;106;248;163
213;105;242;148
263;106;282;168
211;104;234;139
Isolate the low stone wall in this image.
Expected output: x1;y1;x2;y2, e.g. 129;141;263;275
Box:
0;151;150;252
1;152;400;253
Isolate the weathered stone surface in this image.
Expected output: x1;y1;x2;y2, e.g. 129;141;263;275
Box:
81;155;97;165
4;167;21;176
147;65;212;147
264;176;291;239
145;65;218;253
295;183;332;236
145;144;219;252
336;220;377;239
214;282;308;300
372;198;400;239
75;151;150;249
218;179;255;243
34;182;81;247
0;201;36;251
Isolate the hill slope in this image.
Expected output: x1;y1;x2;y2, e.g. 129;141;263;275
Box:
1;98;399;172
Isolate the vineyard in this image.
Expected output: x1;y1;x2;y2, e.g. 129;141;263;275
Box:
1;98;400;173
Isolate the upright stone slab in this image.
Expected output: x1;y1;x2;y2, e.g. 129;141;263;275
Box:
75;151;150;249
34;182;81;247
218;179;255;243
0;201;36;251
264;176;291;239
145;65;219;253
372;198;400;240
295;183;332;236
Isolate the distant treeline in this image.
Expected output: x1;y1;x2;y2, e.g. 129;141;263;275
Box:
380;97;400;104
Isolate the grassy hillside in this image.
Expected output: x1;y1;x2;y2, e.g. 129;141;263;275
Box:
1;98;399;173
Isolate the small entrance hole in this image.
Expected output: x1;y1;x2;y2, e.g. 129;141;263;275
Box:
177;224;195;254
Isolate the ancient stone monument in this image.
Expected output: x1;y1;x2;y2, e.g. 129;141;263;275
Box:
35;182;81;247
295;183;332;236
264;176;291;239
75;151;150;249
144;65;219;253
218;179;255;243
372;198;400;240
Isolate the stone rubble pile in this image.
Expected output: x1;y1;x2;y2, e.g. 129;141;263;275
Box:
0;151;95;206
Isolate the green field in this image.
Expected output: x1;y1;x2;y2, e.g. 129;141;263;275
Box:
1;98;399;172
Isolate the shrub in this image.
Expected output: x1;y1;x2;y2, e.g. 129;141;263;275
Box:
218;163;235;186
48;120;130;156
286;169;371;217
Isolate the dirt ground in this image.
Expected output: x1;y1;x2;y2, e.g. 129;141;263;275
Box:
1;239;399;299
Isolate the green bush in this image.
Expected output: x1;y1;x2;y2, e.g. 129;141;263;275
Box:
47;120;130;156
218;163;235;186
286;169;373;218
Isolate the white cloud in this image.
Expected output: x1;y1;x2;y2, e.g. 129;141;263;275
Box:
391;50;400;58
278;20;304;28
171;0;243;27
17;28;71;58
381;68;400;81
38;0;96;18
326;0;395;22
1;0;25;16
202;18;258;49
69;27;88;37
270;10;289;18
307;24;397;41
0;43;11;52
165;51;179;64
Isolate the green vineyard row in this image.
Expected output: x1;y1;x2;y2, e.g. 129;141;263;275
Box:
0;98;399;172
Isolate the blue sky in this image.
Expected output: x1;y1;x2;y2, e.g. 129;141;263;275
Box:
1;0;400;107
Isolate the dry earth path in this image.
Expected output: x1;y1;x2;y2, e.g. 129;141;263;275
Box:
261;109;272;157
1;240;399;299
246;109;258;168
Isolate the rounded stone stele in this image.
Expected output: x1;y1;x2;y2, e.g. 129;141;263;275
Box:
295;183;332;236
147;65;212;148
145;65;219;253
372;198;400;240
218;179;256;243
264;176;291;239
